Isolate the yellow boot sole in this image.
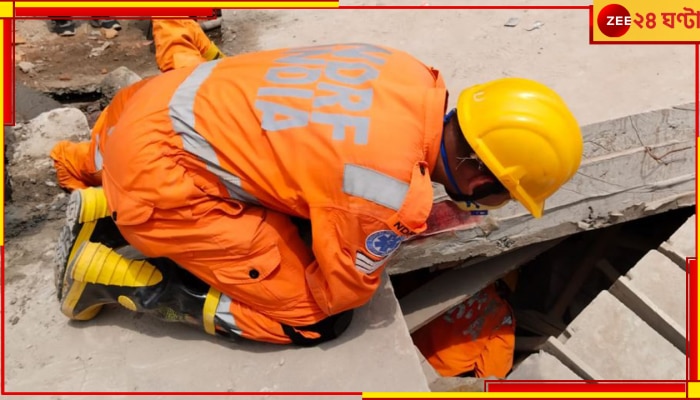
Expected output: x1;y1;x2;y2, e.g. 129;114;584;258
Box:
54;187;110;302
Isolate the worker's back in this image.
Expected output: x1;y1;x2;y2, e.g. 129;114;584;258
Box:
103;43;447;224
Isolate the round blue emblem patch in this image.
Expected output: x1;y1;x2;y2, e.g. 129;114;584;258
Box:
365;230;403;258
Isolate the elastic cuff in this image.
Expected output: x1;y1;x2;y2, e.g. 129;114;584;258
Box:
202;44;225;61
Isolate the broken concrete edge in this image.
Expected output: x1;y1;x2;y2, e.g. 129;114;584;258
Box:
399;238;562;333
389;188;695;275
415;345;442;387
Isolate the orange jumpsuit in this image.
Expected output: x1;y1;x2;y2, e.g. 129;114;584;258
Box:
49;19;222;191
49;78;153;191
102;43;448;344
412;284;516;378
152;18;224;72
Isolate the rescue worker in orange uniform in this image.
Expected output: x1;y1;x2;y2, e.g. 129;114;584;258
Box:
49;18;224;192
412;283;516;379
54;31;584;346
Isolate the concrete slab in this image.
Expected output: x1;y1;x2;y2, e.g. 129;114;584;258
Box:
507;351;582;380
608;277;686;353
563;291;685;380
416;346;441;386
626;250;686;328
542;337;603;380
663;214;697;261
5;235;428;393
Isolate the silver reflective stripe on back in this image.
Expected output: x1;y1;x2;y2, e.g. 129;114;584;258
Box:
343;164;408;211
216;293;244;336
168;60;259;205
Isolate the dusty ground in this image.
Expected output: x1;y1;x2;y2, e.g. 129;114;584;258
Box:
13;13;275;94
4;5;697;395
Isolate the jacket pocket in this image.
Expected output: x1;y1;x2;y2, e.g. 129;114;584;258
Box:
210;245;287;310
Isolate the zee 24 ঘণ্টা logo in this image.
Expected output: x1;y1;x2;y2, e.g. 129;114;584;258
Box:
597;3;700;38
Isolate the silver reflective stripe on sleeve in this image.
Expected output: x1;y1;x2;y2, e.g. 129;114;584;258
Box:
94;144;103;171
342;164;409;210
168;60;259;205
216;293;244;336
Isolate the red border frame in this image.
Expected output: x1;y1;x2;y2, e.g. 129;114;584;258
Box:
4;17;13;125
2;3;698;398
689;258;698;382
15;7;215;17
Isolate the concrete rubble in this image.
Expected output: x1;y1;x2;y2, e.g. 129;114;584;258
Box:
100;66;142;100
17;61;35;74
11;107;90;161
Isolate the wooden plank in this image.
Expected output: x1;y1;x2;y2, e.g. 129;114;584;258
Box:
389;104;695;275
399;239;562;333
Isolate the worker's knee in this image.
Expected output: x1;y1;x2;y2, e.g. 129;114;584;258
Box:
281;309;354;347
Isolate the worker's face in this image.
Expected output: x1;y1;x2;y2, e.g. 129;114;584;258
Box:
444;115;512;208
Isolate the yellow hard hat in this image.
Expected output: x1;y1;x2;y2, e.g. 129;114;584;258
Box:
455;77;583;218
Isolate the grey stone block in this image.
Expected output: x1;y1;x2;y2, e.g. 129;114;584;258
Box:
666;214;696;260
507;351;582;380
626;250;686;327
563;291;685;380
